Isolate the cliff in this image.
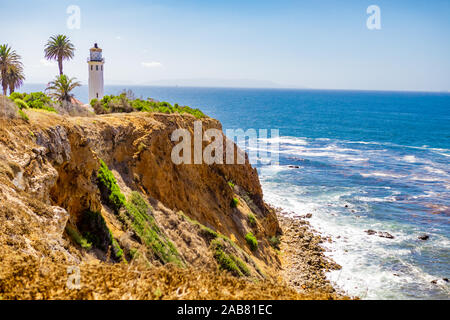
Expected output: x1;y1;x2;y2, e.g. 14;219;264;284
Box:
0;109;298;299
0;108;346;299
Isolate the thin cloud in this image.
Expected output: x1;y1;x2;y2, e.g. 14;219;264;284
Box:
141;61;163;68
40;59;57;67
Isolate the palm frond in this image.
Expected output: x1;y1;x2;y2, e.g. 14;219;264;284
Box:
45;74;81;102
44;35;75;61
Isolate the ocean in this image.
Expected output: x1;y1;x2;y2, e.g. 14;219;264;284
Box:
21;84;450;299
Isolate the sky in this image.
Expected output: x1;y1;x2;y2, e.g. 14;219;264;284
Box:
0;0;449;91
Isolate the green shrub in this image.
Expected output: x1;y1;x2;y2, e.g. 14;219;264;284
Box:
80;210;124;261
231;197;239;208
245;232;258;251
211;239;242;277
230;254;251;276
247;213;256;227
97;159;126;212
178;211;219;241
18;109;29;121
91;92;207;118
66;225;92;250
9;92;24;100
11;92;57;113
90;98;98;107
211;239;251;277
269;236;280;249
96;161;182;265
199;225;219;240
228;181;235;189
112;238;124;260
14;98;29;110
125;192;183;266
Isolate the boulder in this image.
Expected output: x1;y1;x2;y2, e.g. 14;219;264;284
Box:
378;232;395;239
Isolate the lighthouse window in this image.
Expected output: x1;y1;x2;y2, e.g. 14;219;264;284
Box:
96;93;99;98
91;65;93;71
101;66;103;71
96;65;99;71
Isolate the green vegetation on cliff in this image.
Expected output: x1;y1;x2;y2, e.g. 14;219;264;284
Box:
79;210;124;261
211;239;250;277
245;232;258;251
97;159;126;213
247;213;257;227
96;159;183;266
90;93;206;118
9;92;57;113
65;225;92;250
231;197;239;208
125;192;183;266
177;211;253;277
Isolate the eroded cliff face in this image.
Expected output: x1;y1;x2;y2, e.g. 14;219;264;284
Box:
0;110;281;278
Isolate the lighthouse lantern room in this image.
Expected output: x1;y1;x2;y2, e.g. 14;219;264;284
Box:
88;43;105;102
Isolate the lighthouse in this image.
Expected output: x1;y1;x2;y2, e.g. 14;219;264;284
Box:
87;43;105;102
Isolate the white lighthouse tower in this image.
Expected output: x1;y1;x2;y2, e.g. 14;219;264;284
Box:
87;43;105;102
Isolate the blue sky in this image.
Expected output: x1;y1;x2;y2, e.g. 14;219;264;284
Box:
0;0;449;91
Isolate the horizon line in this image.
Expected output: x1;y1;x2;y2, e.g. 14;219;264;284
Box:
21;82;450;95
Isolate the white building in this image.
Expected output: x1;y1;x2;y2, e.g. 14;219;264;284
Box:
87;43;105;102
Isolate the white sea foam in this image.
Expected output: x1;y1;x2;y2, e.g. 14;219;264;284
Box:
423;166;448;175
410;175;443;182
259;136;308;145
360;172;406;179
259;159;450;299
402;155;418;163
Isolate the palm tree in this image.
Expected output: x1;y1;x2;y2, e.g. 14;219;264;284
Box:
0;44;22;95
46;74;81;102
44;35;75;75
6;64;25;94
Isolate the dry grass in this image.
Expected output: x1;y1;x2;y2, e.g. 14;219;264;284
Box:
0;248;345;300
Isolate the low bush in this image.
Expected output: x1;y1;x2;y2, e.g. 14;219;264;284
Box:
125;192;183;266
90;91;207;119
96;160;183;266
247;213;257;227
10;92;57;113
79;210;124;261
211;239;243;277
18;109;29;121
245;232;258;251
178;211;219;241
231;197;239;208
269;235;280;249
66;225;92;250
230;254;251;276
14;98;29;110
97;159;126;212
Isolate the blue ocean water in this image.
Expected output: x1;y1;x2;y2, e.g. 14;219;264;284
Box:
22;84;450;299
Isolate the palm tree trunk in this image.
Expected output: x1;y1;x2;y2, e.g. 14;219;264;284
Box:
58;56;63;75
9;83;15;95
1;70;7;95
2;82;7;96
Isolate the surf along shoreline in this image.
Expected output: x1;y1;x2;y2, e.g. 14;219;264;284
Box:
275;206;350;298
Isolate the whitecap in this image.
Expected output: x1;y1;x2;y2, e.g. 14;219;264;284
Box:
402;155;418;163
360;172;406;179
